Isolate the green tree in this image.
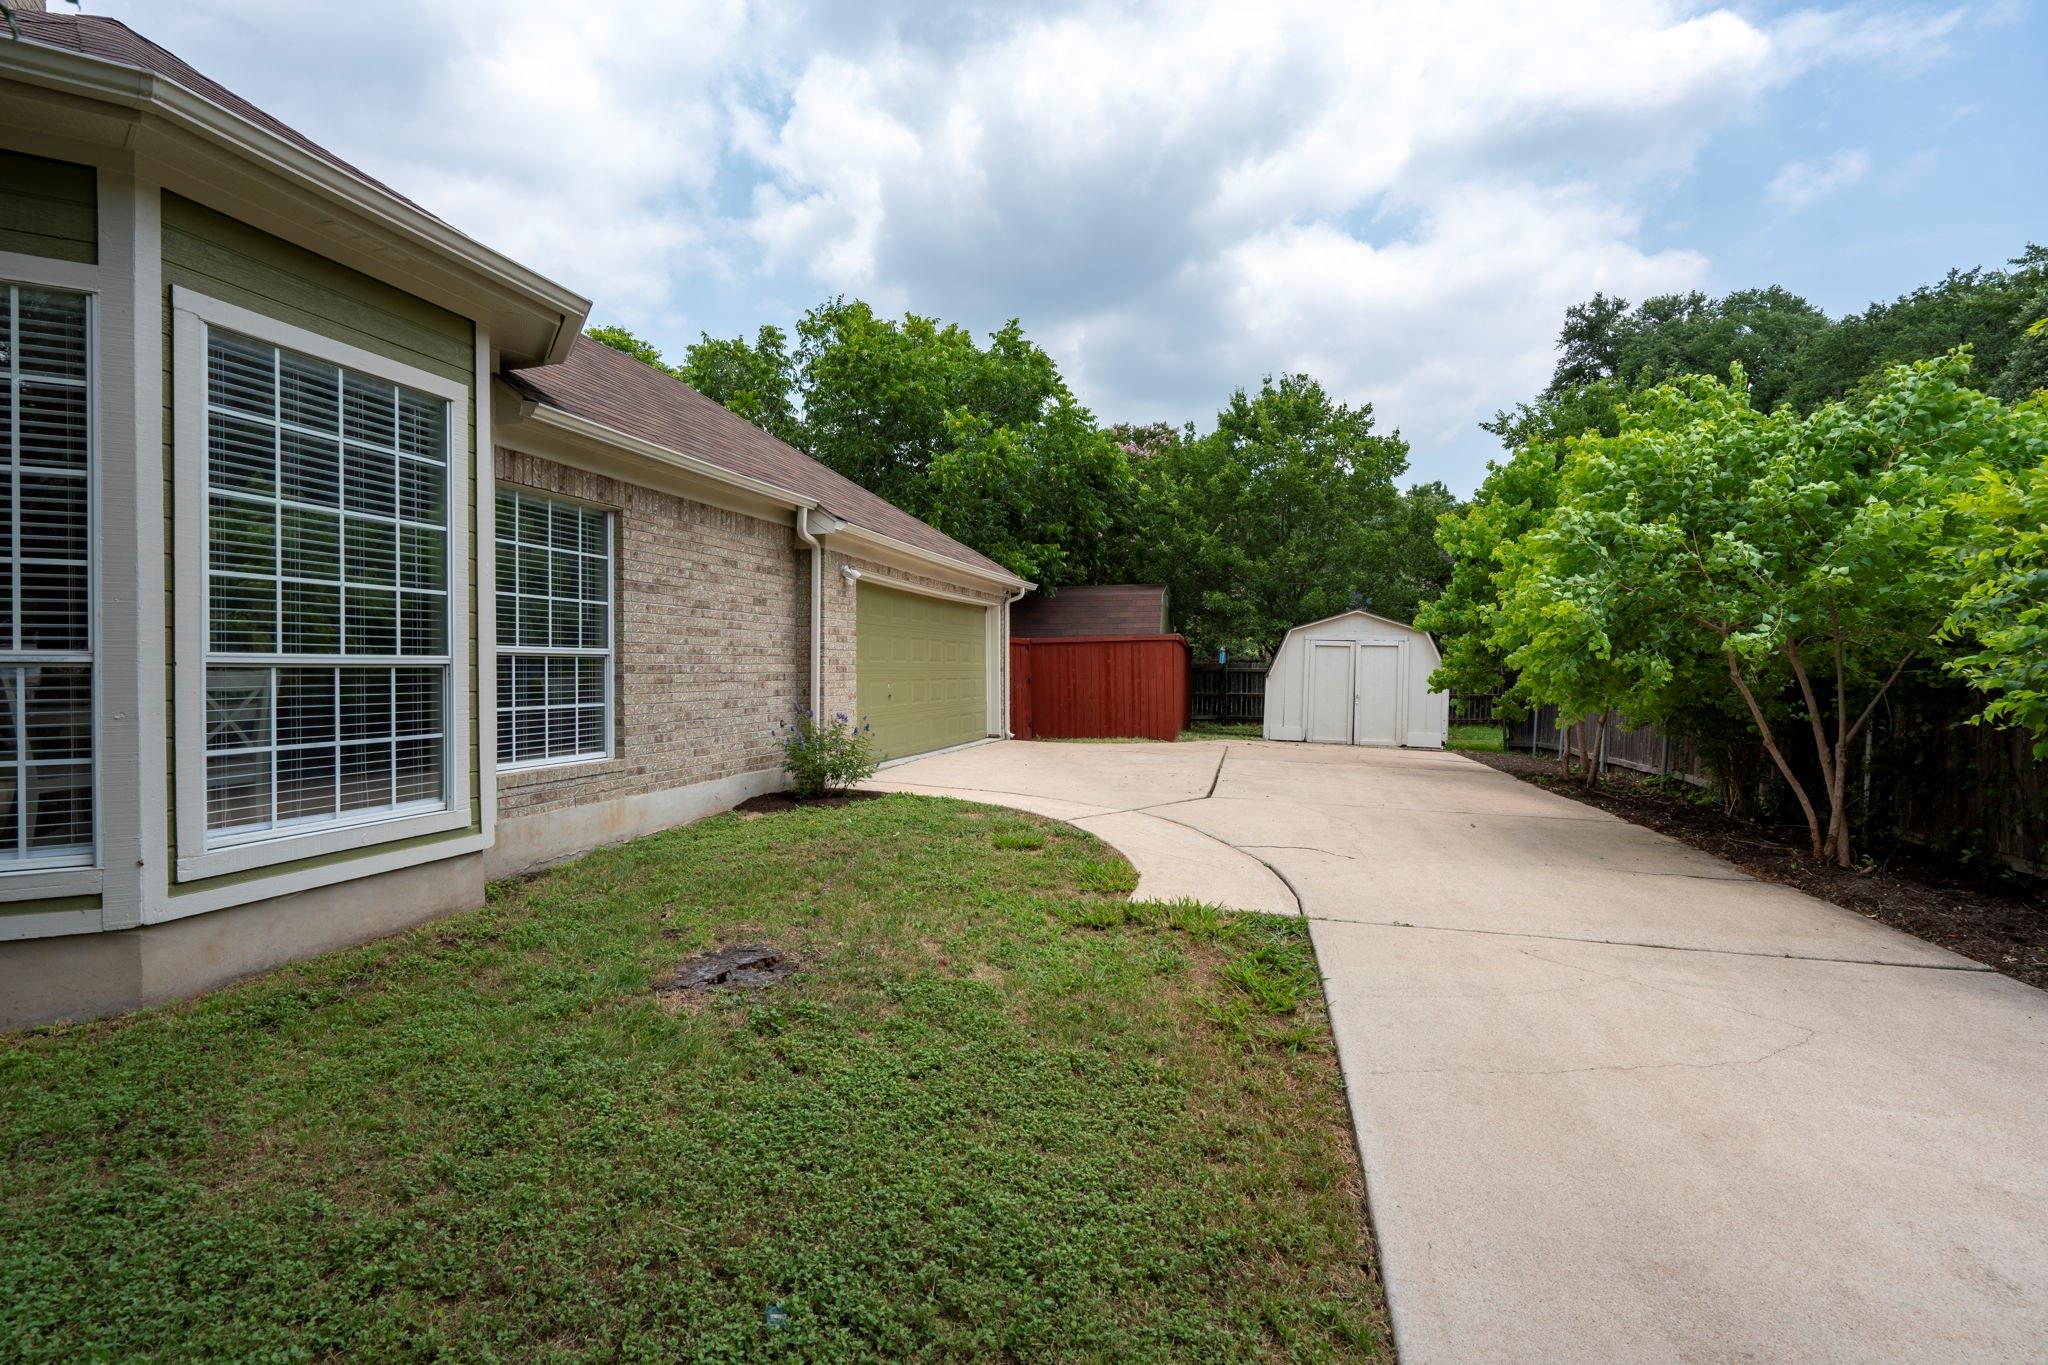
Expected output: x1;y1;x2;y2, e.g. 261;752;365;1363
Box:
1415;437;1567;715
1144;375;1410;657
792;298;1059;511
1544;287;1832;414
922;395;1135;588
585;323;676;375
1782;247;2048;409
679;325;802;446
1940;435;2048;755
1500;354;2027;865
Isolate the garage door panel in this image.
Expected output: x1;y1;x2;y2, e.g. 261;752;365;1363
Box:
857;584;988;760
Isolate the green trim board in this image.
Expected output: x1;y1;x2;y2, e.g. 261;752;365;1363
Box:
855;584;988;760
0;150;96;264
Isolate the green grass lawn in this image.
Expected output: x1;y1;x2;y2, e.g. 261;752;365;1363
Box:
1;796;1386;1362
1447;723;1505;752
1180;721;1264;740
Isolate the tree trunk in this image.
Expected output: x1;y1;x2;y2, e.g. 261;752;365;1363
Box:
1725;648;1825;857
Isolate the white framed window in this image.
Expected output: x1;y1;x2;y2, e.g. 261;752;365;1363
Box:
171;288;471;881
0;281;94;872
494;488;612;769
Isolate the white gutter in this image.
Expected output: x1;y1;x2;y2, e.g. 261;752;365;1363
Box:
1003;584;1028;737
795;508;824;719
794;507;847;719
826;521;1033;593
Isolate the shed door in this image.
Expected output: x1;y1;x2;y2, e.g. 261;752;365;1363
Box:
856;583;988;760
1305;642;1354;744
1353;644;1401;746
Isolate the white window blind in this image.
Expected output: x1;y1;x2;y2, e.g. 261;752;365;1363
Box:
202;327;450;841
0;284;93;867
494;489;611;768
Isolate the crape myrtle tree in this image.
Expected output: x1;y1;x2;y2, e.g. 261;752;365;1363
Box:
1939;417;2048;755
1501;353;2028;865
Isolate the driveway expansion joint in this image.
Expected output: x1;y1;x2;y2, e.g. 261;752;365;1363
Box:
1303;915;1997;971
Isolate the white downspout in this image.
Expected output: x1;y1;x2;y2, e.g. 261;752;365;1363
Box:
796;507;824;718
1002;584;1028;738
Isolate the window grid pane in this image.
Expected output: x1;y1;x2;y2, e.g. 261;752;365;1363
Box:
205;664;444;837
494;489;611;768
1;283;93;868
202;323;450;839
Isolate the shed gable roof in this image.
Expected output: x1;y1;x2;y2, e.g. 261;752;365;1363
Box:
1278;609;1441;659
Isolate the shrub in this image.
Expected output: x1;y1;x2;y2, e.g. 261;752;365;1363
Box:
773;710;878;798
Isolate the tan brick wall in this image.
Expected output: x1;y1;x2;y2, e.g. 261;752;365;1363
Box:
819;549;1009;732
494;449;810;820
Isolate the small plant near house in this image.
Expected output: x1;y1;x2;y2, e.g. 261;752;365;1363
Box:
772;710;878;798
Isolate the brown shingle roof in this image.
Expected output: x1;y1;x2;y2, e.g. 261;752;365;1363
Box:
10;11;428;214
507;337;1017;581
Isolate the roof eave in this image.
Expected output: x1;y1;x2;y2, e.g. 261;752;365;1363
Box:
520;400;1032;592
825;522;1033;593
0;36;590;365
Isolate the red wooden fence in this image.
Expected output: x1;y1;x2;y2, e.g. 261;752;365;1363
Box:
1010;635;1190;742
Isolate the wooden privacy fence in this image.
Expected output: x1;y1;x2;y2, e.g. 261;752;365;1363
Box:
1507;704;1707;785
1188;661;1270;723
1450;693;1499;726
1010;635;1191;742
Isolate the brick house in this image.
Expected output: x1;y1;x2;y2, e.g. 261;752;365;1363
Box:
0;8;1029;1028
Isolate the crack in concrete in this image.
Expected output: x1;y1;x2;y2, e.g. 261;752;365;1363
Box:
1242;843;1359;860
1305;916;1995;972
1356;1029;1819;1079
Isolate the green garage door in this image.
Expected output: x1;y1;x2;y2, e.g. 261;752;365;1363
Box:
856;584;989;760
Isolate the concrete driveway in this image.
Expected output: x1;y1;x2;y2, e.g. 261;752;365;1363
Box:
869;739;2048;1363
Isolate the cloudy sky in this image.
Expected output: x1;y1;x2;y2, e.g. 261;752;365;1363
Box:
92;0;2046;492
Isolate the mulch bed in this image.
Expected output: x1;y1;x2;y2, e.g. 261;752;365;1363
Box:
1465;749;2048;990
735;790;889;815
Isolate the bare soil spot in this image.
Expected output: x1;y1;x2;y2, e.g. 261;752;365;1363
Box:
654;944;796;1012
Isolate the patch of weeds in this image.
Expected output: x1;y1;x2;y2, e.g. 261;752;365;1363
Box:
1052;899;1131;930
1154;898;1246;943
1076;858;1140;894
990;823;1048;851
1220;944;1317;1015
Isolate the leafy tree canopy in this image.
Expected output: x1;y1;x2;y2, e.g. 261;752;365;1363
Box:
585;323;675;375
1940;430;2048;755
1545;286;1832;414
1494;353;2034;863
1143;374;1415;657
679;325;802;448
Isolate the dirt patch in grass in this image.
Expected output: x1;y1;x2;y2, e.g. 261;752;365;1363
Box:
653;944;797;1012
1466;748;2048;990
735;789;890;816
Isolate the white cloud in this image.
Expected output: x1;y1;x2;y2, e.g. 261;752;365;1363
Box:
1766;149;1874;208
91;0;1966;490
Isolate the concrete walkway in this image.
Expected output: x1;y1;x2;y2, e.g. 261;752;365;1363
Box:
869;739;2048;1363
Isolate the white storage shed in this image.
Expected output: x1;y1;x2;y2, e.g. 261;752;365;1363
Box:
1262;610;1448;748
